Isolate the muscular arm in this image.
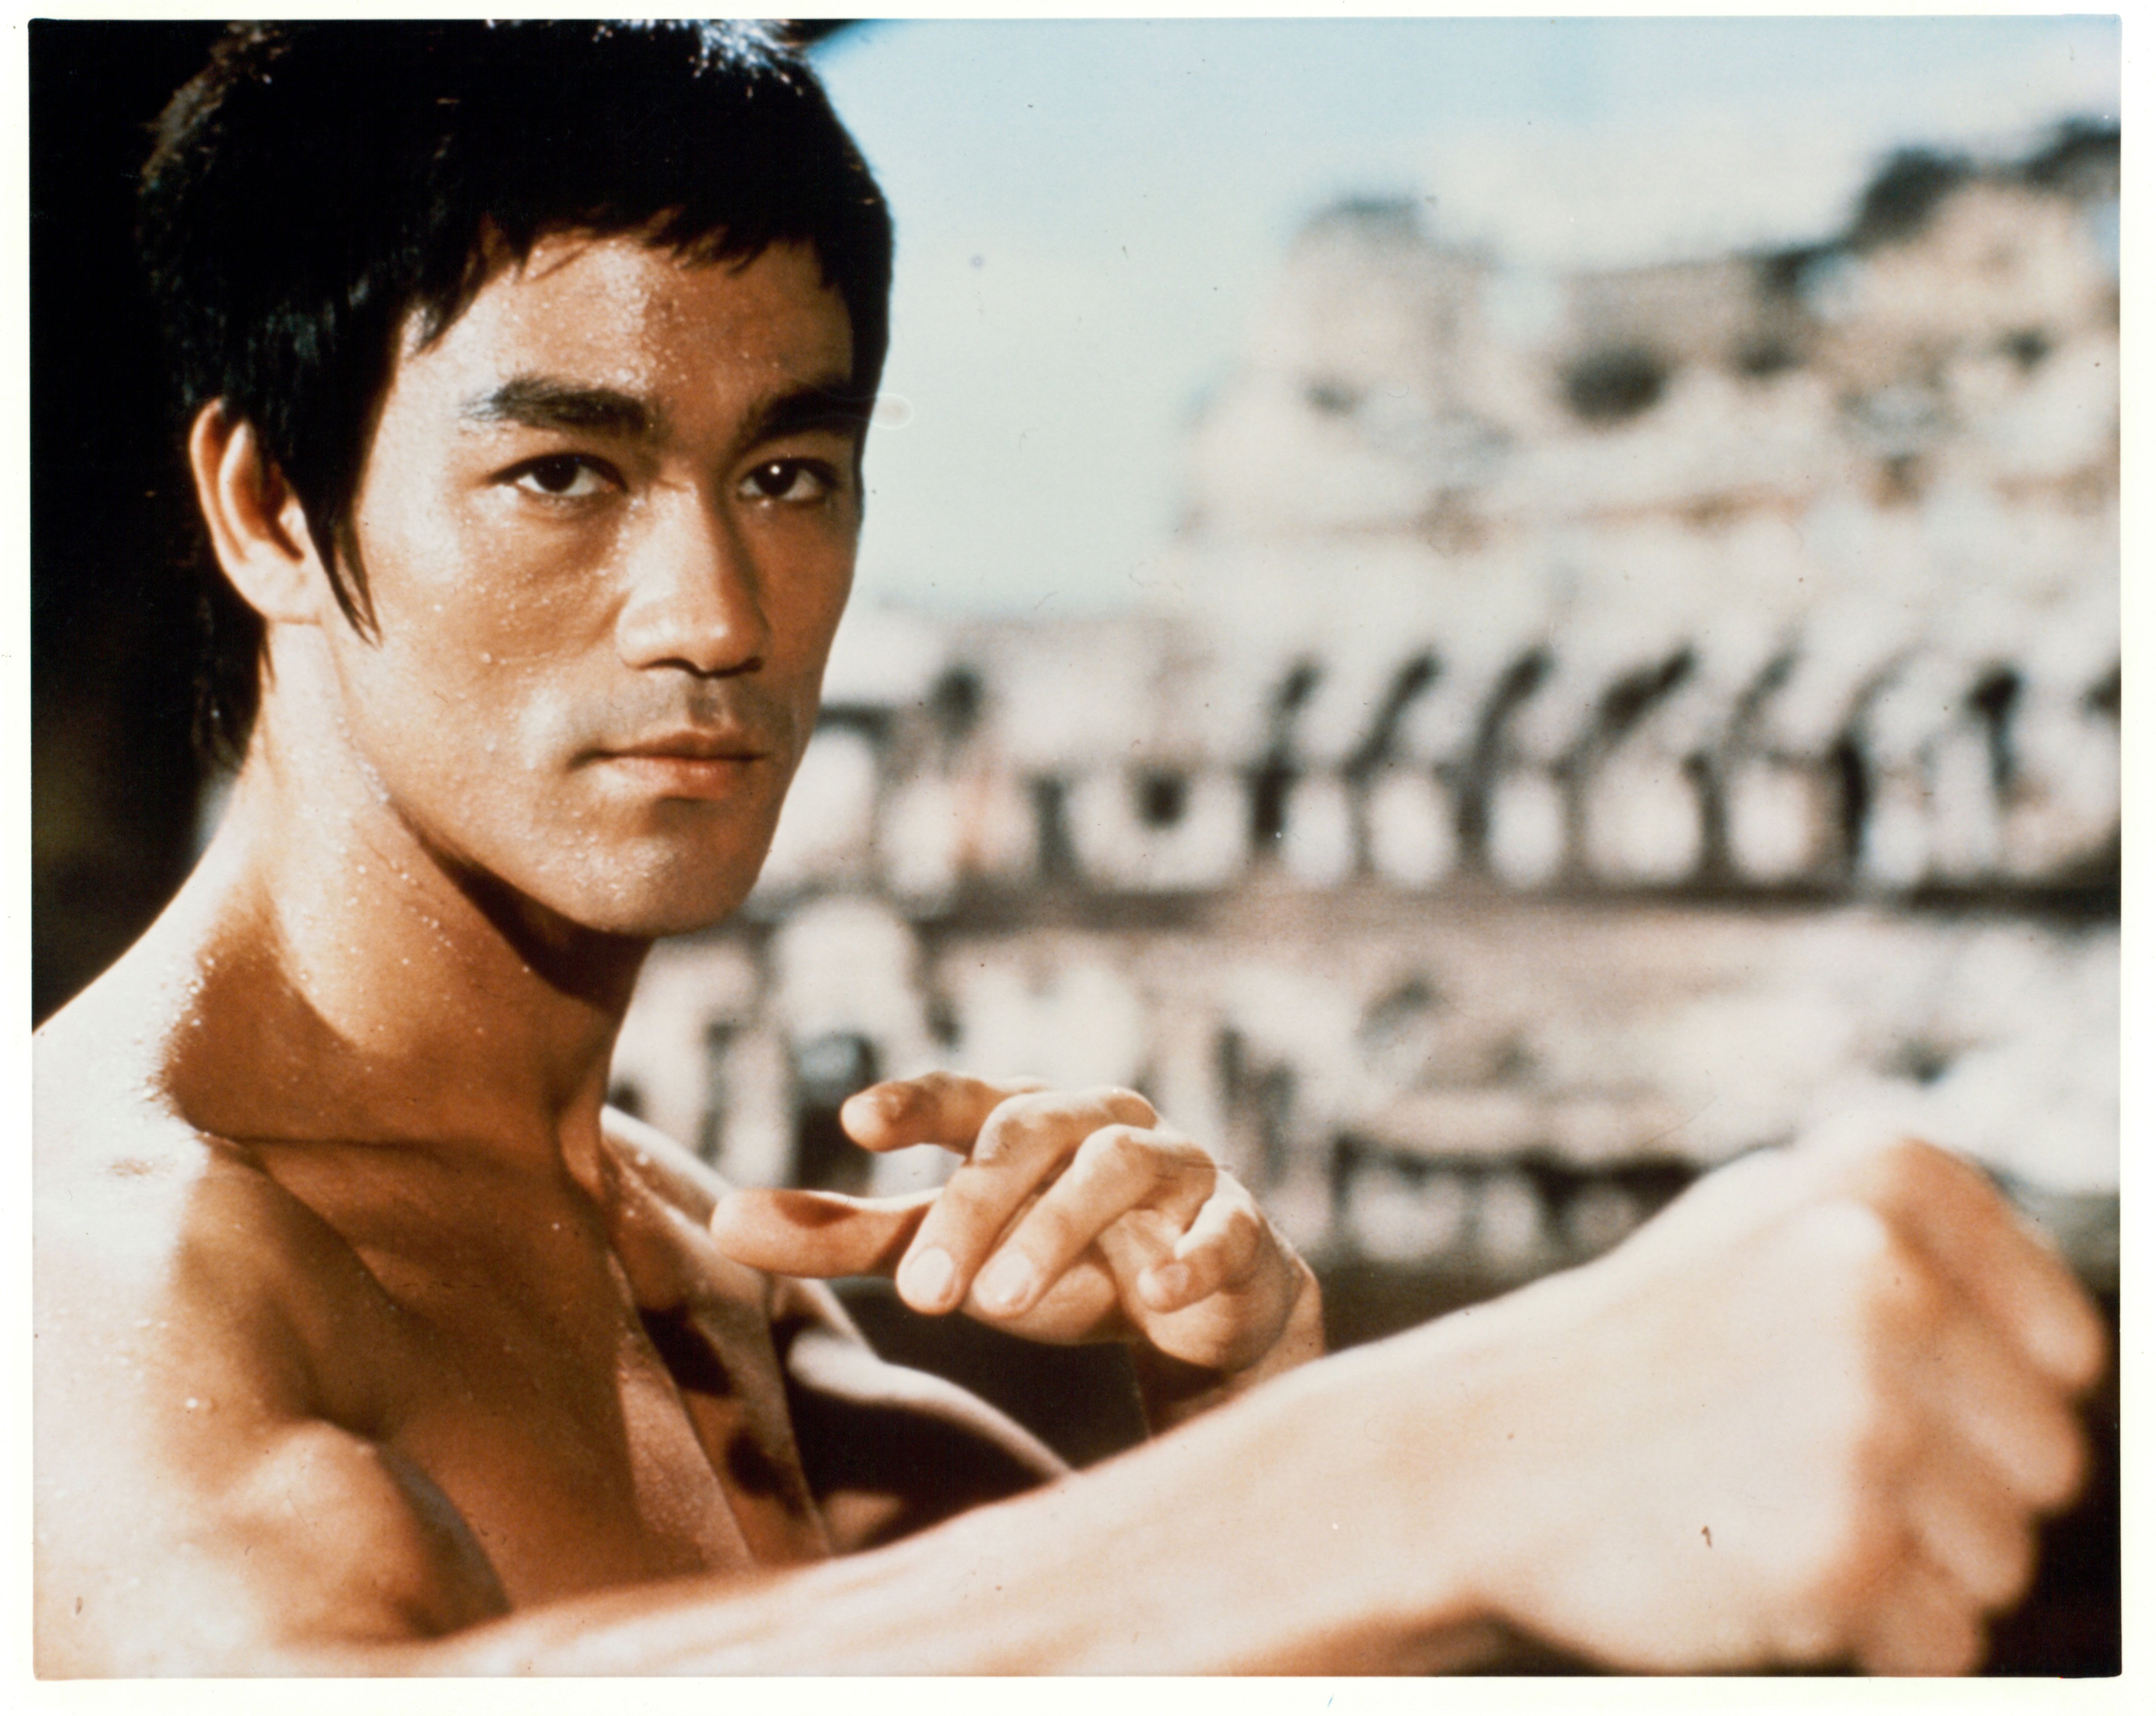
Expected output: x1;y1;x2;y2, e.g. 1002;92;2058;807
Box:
35;1152;512;1673
37;1127;2104;1675
34;1130;1447;1676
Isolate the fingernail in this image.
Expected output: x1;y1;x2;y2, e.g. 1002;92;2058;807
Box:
843;1086;901;1129
2036;1301;2104;1384
900;1246;957;1310
975;1252;1037;1313
869;1083;913;1120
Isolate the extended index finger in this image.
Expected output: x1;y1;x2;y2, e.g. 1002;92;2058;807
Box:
709;1186;938;1279
839;1071;1055;1153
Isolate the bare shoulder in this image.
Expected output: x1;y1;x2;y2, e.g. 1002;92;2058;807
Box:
36;993;404;1383
34;1035;501;1672
601;1103;732;1223
597;1106;804;1318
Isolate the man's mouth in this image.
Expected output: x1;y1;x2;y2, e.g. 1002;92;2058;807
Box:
595;728;774;798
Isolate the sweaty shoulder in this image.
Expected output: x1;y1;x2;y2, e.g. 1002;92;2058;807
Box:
35;991;404;1409
598;1107;791;1312
602;1105;730;1224
34;1014;501;1673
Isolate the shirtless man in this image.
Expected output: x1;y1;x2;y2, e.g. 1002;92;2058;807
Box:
33;21;2106;1676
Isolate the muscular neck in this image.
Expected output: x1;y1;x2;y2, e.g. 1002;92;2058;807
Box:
142;683;649;1187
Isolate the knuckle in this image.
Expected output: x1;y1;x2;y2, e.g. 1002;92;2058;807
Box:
1094;1086;1159;1127
1076;1123;1151;1178
1877;1253;1947;1337
1980;1519;2039;1611
1800;1488;1900;1616
2053;1296;2110;1394
976;1093;1057;1162
1800;1338;1910;1488
1839;1367;1920;1477
1834;1213;1942;1335
1780;1534;1875;1650
1869;1132;1940;1189
1163;1134;1219;1176
912;1069;970;1106
1812;1124;1958;1208
1217;1199;1262;1248
1793;1195;1895;1275
2025;1405;2089;1508
983;1089;1046;1133
1793;1201;1937;1337
1213;1210;1265;1275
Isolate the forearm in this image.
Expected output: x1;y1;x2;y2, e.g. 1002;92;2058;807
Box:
371;1333;1498;1675
232;1131;2106;1677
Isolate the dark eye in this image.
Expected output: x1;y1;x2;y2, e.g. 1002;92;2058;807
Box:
740;459;837;503
510;455;614;499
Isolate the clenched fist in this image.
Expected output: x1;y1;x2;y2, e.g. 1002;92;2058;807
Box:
1330;1127;2106;1674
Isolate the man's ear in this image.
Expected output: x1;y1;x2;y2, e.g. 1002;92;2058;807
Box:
187;402;333;627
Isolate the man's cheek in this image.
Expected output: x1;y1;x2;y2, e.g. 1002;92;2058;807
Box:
503;678;591;761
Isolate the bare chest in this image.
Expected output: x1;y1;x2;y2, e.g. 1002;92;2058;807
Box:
328;1190;831;1607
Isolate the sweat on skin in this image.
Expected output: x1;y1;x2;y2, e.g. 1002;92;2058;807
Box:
33;222;2105;1676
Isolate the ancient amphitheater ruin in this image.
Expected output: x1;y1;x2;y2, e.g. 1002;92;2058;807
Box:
613;124;2120;1311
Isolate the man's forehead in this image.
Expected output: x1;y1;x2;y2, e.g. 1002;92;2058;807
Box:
392;233;857;418
405;232;850;373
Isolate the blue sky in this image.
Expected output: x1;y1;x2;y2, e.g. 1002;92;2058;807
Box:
809;17;2120;619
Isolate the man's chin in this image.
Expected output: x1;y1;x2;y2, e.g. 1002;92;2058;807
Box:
608;894;755;941
555;878;758;942
560;846;770;941
443;812;778;947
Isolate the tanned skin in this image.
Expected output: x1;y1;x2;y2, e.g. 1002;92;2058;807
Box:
34;234;2104;1676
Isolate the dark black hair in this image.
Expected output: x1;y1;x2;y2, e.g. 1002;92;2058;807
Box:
139;20;894;762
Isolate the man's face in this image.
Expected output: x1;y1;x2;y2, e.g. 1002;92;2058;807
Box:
322;234;860;938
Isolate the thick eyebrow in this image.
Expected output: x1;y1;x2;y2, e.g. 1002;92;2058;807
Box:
741;381;875;450
459;377;659;439
458;375;871;453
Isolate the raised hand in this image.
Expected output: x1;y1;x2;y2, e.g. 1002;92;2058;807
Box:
709;1072;1322;1400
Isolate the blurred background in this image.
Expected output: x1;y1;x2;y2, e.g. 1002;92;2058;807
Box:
32;19;2120;1672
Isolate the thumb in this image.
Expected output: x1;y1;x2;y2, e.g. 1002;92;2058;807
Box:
708;1186;936;1279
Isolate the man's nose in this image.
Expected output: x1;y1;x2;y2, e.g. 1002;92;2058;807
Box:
614;494;771;676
